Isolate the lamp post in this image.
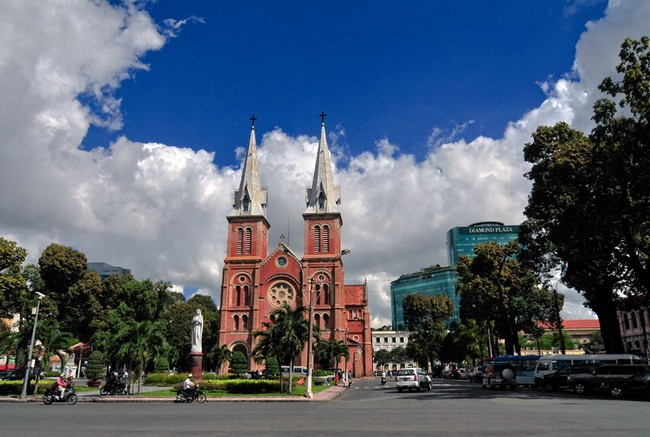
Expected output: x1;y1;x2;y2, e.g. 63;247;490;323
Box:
304;249;350;398
553;280;566;354
21;291;45;399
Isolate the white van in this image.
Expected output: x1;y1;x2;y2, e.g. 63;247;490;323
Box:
533;354;642;387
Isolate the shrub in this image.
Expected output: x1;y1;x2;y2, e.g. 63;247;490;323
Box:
229;351;248;375
265;357;280;377
86;350;106;381
154;357;170;373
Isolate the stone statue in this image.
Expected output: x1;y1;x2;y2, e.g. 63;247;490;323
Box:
191;309;203;353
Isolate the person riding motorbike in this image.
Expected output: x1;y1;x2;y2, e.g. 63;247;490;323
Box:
182;374;195;398
55;373;68;399
381;370;387;385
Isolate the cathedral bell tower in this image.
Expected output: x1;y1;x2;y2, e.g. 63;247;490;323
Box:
301;113;347;344
218;116;269;359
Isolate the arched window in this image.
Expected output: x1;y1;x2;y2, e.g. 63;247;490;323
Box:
237;228;244;255
314;314;321;329
235;285;242;306
323;283;330;305
245;228;252;254
315;283;322;305
244;285;250;306
624;314;630;330
234;315;240;331
242;314;248;330
243;190;251;213
632;312;639;329
322;313;329;329
322;225;330;253
314;226;321;253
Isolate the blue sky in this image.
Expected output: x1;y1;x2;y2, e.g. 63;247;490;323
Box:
3;0;647;326
84;1;607;165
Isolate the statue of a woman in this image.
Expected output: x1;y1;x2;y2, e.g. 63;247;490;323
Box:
191;309;203;353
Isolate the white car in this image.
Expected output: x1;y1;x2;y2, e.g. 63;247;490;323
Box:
395;368;432;392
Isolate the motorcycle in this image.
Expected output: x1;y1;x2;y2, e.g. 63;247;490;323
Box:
100;373;128;396
43;383;78;405
176;385;207;403
381;376;387;386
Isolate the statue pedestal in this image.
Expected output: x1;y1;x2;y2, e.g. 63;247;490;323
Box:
190;352;203;380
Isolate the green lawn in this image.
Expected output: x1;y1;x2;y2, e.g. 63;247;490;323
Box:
136;383;332;398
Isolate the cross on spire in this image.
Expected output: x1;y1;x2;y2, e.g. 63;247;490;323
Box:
319;112;327;124
249;114;257;127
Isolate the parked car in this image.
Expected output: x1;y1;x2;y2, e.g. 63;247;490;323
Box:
600;365;650;398
0;368;25;380
540;364;599;392
395;368;431;392
482;363;516;390
567;364;650;395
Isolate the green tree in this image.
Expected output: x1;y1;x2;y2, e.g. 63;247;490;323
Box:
229;351;248;375
457;241;553;355
38;244;87;297
208;344;232;374
115;320;169;393
402;293;453;369
264;356;280;377
65;271;104;341
252;304;311;393
520;37;650;353
372;349;391;370
439;320;486;366
36;319;74;371
0;237;27;318
316;339;349;371
86;350;106;381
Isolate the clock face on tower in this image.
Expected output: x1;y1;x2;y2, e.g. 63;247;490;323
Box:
268;282;295;308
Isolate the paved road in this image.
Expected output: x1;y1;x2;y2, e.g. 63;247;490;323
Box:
3;378;650;436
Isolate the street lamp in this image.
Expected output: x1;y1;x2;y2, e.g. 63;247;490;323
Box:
21;291;45;399
305;249;350;398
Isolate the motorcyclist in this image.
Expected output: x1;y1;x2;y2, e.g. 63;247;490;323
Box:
381;370;387;385
55;373;67;399
182;374;195;398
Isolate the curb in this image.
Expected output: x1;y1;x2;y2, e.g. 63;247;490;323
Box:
0;385;348;403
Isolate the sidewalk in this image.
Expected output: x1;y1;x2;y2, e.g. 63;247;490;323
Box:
0;384;348;403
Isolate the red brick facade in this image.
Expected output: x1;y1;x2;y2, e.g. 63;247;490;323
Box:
217;120;372;377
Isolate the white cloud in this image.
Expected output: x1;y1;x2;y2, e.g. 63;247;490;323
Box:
1;0;645;328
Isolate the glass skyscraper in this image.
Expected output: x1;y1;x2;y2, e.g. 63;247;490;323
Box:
446;221;520;266
391;265;458;330
390;221;520;329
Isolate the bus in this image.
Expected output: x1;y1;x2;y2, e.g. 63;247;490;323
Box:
533;354;643;387
493;355;541;387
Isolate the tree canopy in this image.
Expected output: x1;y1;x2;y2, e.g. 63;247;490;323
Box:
457;241;554;355
520;37;650;353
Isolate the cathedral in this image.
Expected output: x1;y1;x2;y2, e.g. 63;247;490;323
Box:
217;115;372;377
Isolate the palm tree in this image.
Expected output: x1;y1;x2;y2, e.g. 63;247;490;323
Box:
326;339;349;373
273;303;311;393
209;344;232;374
115;320;168;393
253;304;312;393
253;320;289;391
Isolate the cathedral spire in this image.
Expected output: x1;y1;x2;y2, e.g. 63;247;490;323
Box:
232;116;267;216
305;113;341;213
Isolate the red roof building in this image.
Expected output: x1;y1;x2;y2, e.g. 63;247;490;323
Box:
217;117;372;377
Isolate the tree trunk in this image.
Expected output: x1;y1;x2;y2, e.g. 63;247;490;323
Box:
591;286;625;354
